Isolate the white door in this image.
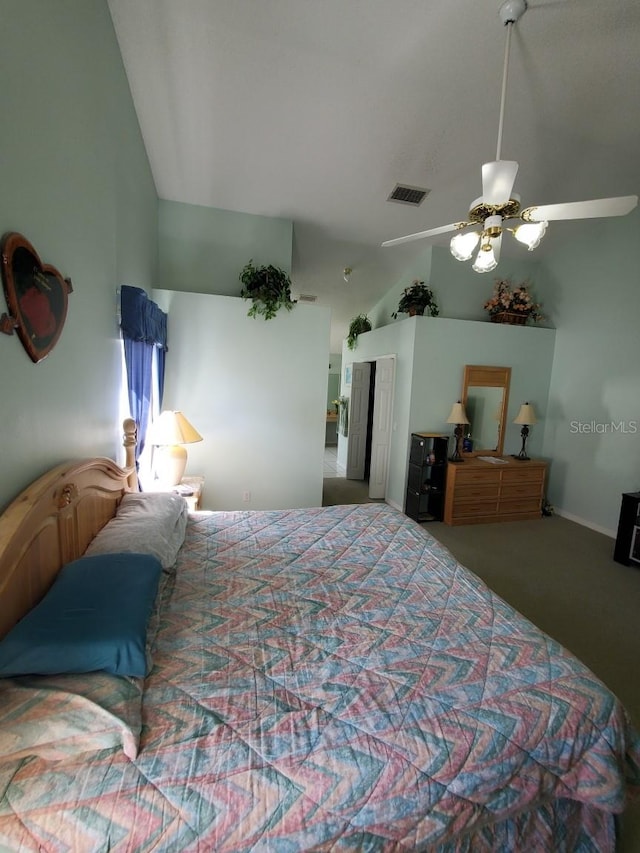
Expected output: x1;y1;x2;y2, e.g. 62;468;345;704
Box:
368;357;395;499
346;361;371;480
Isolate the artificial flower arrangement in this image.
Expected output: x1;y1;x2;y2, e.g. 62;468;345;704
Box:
483;278;544;324
332;396;348;412
392;280;439;319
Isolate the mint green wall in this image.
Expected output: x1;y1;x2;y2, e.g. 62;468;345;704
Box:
154;290;330;510
327;353;342;408
367;219;636;533
0;0;158;511
368;248;433;329
537;209;640;535
368;245;544;330
340;317;555;510
429;247;544;323
158;200;292;295
410;318;556;460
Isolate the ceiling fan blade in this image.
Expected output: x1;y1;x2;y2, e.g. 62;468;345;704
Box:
482;160;519;205
522;195;638;222
381;221;467;248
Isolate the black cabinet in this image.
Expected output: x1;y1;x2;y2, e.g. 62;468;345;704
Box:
613;491;640;567
405;433;449;522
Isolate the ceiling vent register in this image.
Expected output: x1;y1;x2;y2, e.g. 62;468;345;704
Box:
387;184;430;207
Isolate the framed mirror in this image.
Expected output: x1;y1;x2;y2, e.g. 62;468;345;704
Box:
462;365;511;456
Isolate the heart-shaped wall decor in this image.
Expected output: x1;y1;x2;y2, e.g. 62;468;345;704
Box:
0;232;73;363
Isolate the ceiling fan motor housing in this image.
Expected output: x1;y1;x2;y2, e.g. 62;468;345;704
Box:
468;196;521;223
499;0;527;26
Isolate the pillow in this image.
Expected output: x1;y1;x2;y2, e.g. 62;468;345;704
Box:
0;553;162;679
0;672;143;762
85;491;188;570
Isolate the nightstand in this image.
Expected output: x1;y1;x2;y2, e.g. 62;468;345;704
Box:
149;476;204;510
177;476;204;511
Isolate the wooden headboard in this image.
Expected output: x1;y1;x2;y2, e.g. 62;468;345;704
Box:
0;419;138;639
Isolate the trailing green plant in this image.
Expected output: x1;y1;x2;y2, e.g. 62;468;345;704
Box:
347;314;372;350
392;280;439;318
239;260;296;320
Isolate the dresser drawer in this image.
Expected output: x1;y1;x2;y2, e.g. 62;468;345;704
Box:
453;467;501;484
501;466;545;483
499;497;541;514
455;483;500;500
453;500;499;519
501;482;544;498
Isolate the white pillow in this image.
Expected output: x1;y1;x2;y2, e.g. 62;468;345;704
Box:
85;491;188;569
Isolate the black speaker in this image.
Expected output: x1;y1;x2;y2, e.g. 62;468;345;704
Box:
613;492;640;566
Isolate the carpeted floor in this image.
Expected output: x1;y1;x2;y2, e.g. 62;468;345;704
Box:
322;478;640;848
322;477;378;506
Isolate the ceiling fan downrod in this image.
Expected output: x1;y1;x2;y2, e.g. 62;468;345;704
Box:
495;0;527;161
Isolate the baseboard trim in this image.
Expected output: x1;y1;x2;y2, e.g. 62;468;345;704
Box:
387;498;402;512
554;508;616;539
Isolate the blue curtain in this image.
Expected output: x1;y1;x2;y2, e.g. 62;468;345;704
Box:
120;286;168;465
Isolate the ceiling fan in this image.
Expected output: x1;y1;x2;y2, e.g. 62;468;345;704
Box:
382;0;638;272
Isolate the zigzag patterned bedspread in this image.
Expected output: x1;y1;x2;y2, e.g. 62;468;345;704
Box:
1;503;639;851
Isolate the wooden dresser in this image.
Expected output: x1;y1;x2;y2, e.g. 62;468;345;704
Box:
443;456;546;526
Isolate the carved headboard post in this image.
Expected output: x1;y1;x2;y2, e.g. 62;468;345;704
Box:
123;418;138;491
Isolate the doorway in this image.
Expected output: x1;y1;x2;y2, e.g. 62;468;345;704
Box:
344;356;395;500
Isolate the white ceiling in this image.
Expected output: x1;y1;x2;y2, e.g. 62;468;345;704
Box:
108;0;640;351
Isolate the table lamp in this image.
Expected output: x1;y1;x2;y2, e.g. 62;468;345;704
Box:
447;401;470;463
513;402;537;460
148;410;202;485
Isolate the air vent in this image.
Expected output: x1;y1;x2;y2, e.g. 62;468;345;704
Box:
296;293;317;303
387;184;430;206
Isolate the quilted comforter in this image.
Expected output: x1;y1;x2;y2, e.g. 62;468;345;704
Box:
1;504;638;851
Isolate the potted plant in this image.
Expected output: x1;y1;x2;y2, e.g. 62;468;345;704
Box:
392;280;439;319
347;314;372;350
483;278;544;324
239;260;296;320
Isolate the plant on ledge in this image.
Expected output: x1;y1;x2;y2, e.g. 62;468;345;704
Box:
392;280;439;319
239;260;296;320
483;278;544;325
347;314;372;350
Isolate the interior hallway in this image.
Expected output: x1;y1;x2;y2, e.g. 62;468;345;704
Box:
323;445;345;478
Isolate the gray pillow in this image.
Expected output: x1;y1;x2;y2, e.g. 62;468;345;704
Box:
85;491;188;570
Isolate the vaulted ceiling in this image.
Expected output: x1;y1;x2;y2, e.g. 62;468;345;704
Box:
108;0;640;351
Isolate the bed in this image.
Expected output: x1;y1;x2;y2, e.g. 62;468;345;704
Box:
0;422;638;851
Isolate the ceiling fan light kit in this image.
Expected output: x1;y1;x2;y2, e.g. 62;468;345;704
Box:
382;0;638;272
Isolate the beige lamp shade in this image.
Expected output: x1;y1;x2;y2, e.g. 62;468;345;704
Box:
513;402;537;426
148;410;203;445
148;411;203;487
446;401;470;425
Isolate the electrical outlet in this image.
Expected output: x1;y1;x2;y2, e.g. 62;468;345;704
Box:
242;490;251;502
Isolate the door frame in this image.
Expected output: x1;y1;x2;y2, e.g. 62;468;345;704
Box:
342;354;396;501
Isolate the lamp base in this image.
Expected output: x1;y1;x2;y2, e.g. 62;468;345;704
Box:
513;425;530;461
448;426;466;463
154;444;187;486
